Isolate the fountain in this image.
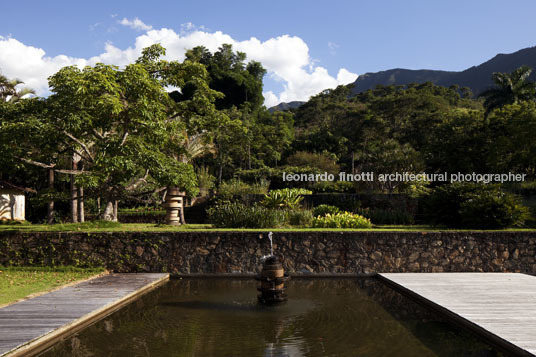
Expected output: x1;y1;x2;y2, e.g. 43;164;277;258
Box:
255;232;290;304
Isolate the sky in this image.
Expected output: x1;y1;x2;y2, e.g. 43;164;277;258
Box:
2;0;536;107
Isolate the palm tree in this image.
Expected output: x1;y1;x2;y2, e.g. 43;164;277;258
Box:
164;131;216;225
479;65;536;116
0;74;35;103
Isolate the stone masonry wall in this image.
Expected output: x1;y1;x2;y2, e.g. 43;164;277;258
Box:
0;231;535;274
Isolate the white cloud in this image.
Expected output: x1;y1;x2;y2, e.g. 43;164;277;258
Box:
337;68;358;84
89;22;101;31
0;36;89;95
328;41;339;55
0;25;358;107
119;17;153;31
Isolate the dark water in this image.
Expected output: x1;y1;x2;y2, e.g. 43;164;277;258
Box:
40;279;500;357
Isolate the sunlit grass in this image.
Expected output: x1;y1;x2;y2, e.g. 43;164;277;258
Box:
0;266;105;306
0;222;534;232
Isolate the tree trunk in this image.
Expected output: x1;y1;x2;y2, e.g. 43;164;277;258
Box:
180;197;186;225
351;152;355;174
78;186;84;222
70;159;78;223
77;163;84;222
47;168;55;224
248;144;251;169
113;200;118;222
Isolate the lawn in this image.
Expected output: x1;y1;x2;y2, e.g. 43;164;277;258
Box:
0;266;105;306
0;221;535;232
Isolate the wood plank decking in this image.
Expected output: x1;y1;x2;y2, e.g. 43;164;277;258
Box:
378;273;536;356
0;273;169;357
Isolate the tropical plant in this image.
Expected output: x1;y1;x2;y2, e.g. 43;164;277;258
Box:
479;65;536;116
261;188;311;209
312;211;372;228
312;204;341;217
196;166;215;194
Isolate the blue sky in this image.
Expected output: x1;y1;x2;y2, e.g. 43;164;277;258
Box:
2;0;536;106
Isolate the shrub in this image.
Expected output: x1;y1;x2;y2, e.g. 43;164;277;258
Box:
288;209;314;226
311;181;355;193
312;212;372;228
286;151;340;175
422;183;529;229
261;188;312;209
313;204;341;217
236;166;322;189
357;207;414;225
207;202;285;228
217;179;269;200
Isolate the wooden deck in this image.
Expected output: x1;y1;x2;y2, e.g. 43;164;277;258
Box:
378;273;536;356
0;273;169;357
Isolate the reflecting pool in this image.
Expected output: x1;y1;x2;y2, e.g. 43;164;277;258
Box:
40;279;499;356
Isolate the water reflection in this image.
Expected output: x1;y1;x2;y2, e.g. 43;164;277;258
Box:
38;279;499;357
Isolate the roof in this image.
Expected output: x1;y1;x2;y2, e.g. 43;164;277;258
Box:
0;181;36;193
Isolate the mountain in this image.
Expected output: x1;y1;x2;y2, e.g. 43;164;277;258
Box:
351;46;536;96
270;45;536;111
268;101;305;113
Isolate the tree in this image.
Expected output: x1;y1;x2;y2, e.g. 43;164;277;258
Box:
487;102;536;177
254;109;294;166
185;44;266;111
479;65;536;116
135;44;225;224
0;94;65;223
24;53;204;222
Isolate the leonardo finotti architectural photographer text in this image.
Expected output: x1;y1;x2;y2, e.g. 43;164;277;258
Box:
282;172;527;183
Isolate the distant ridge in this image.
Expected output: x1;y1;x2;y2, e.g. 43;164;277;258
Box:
351;46;536;95
269;46;536;111
268;101;305;113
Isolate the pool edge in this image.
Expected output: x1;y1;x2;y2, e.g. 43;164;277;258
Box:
2;273;169;357
376;273;534;357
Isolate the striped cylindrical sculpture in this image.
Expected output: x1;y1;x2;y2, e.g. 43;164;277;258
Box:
165;187;184;225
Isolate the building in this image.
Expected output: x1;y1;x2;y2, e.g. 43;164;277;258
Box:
0;181;34;221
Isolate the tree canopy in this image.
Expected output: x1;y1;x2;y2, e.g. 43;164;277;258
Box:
1;55;536;223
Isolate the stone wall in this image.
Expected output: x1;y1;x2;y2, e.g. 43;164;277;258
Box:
0;231;535;274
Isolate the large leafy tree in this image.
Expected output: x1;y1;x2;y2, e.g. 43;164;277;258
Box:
487;102;536;177
0;77;61;223
135;44;225;223
46;61;198;220
479;65;536;116
11;47;218;222
184;44;266;111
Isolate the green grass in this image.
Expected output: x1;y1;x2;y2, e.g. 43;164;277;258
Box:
0;222;534;232
0;266;105;306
